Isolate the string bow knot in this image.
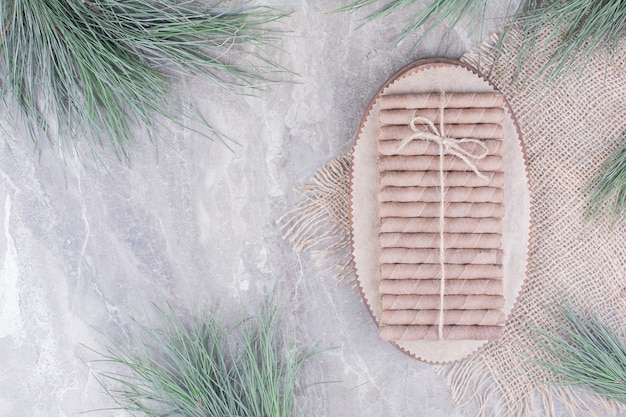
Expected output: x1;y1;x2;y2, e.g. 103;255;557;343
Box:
398;112;489;180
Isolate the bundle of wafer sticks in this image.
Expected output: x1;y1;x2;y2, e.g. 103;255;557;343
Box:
377;92;506;341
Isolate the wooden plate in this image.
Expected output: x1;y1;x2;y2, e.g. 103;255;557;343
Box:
349;58;530;363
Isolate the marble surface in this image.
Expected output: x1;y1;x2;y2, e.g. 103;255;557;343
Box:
0;2;518;416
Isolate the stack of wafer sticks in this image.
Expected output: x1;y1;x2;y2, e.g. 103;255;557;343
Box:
377;92;506;341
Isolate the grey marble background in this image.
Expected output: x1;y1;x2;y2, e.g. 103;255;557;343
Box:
0;2;519;416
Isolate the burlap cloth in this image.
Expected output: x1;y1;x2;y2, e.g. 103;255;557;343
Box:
280;28;626;417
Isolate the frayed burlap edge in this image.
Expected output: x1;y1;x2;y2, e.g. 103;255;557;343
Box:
278;154;354;285
434;352;623;417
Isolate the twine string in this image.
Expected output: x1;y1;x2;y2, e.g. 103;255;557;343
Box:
396;92;489;340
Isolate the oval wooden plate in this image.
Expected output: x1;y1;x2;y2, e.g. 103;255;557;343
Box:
350;58;530;364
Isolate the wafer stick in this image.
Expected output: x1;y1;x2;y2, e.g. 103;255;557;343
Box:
380;263;503;280
380;309;506;326
379;186;504;203
379;233;502;249
380;92;504;110
381;294;505;310
378;138;503;156
379;279;503;295
378;155;503;172
380;171;503;188
380;108;505;125
379;325;504;341
380;124;504;140
380;217;502;234
380;202;504;218
380;248;503;264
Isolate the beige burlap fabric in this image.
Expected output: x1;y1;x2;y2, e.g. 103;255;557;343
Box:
281;28;626;417
280;155;354;284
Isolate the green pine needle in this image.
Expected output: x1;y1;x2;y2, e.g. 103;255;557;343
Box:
336;0;519;49
0;0;288;164
338;0;626;82
585;138;626;226
507;0;626;82
528;301;626;405
89;301;314;416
